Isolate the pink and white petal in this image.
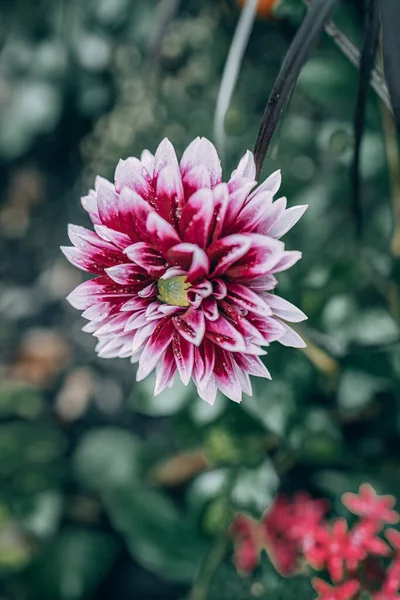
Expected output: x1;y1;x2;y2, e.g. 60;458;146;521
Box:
179;188;214;248
212;279;227;300
146;211;181;256
120;297;152;312
167;243;210;283
136;318;175;380
153;138;180;178
208;234;252;278
267;204;308;238
125;242;167;277
230;190;274;234
105;263;148;285
172;306;205;346
95;175;115;193
250;315;286;343
253;196;287;236
66;278;126;310
234;316;268;346
160;266;187;280
202;297;219;321
81;189;101;225
140;149;155;177
196;375;218;406
226;235;284;280
250;169;281;198
118;187;153;243
278;321;306;348
214;350;242;403
82;301;118;321
61;246;105;274
182;165;211;199
180;137;222;187
124;311;148;332
68;224;122;263
189;280;213;299
114;157;152;198
82;319;105;333
187;292;202;309
154;346;177;395
234;354;271;379
97;182;122;231
94;313;129;337
172;333;194;386
145;301;164;321
130;348;142;364
243;343;267;356
118;337;136;358
272;250;302;274
263;292;307;323
138;282;158;298
226;282;272;317
205;315;246;352
210;183;229;242
194;338;215;386
94;225;132;250
223;179;256;234
131;320;160;353
158;304;183;316
230;150;256;181
156;163;184;226
96;338;127;359
247;274;278;291
235;364;253;397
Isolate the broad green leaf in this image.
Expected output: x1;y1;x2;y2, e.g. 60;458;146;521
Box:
22;528;120;600
103;485;205;581
73;428;141;491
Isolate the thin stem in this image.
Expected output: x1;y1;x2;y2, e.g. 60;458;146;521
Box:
214;0;258;158
187;529;229;600
146;0;182;77
302;0;392;113
381;100;400;258
187;470;238;600
351;0;380;235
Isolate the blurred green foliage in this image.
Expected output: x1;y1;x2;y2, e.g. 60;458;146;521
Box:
0;0;400;599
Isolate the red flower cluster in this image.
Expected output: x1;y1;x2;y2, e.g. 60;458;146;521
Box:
231;484;400;600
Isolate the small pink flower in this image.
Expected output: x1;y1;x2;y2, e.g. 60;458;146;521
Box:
234;537;260;573
372;557;400;599
347;520;390;570
342;484;399;526
231;513;266;574
263;492;328;576
62;137;307;404
312;578;359;600
387;528;400;553
305;519;350;582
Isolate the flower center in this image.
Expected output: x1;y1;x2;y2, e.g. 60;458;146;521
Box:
157;275;190;307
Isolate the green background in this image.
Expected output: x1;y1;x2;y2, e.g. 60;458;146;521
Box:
0;0;399;598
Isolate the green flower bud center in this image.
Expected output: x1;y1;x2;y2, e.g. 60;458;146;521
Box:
157;276;190;307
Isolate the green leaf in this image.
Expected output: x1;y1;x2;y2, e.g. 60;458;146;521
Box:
232;460;279;517
17;491;63;538
0;422;66;477
103;485;205;581
243;380;295;436
338;370;386;411
22;528;120;600
131;373;192;416
73;428;141;491
0;381;44;419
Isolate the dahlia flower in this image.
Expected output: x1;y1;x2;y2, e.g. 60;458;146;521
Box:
62;137;307;404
